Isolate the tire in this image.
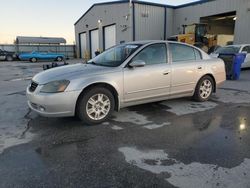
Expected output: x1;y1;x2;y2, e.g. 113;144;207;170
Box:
193;76;214;102
30;57;37;63
6;55;13;61
76;87;115;125
56;56;63;61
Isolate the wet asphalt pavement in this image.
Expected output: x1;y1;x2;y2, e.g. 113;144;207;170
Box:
0;61;250;188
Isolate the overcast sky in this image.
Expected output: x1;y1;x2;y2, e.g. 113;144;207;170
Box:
0;0;199;44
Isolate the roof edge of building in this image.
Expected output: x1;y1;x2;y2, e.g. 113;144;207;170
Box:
174;0;216;9
74;0;130;26
74;0;215;26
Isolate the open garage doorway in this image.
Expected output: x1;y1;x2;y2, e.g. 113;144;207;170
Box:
200;11;236;46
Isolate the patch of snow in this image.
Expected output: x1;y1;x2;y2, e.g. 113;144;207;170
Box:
119;147;250;188
161;100;217;116
0;94;36;154
111;125;123;130
102;122;110;126
9;77;33;81
113;109;152;125
143;122;171;130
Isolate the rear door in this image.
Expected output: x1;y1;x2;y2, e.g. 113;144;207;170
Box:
103;24;116;50
123;43;171;102
90;29;99;58
169;43;204;95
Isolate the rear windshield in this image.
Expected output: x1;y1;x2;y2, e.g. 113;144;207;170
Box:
215;46;240;54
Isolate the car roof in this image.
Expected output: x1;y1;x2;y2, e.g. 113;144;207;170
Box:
226;44;250;48
126;40;165;45
125;40;198;46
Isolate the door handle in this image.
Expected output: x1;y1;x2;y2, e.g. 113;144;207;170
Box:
197;66;202;70
163;71;171;75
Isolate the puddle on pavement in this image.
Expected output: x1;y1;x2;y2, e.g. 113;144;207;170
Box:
119;146;250;188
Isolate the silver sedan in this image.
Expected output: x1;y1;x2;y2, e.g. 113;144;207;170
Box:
26;41;226;125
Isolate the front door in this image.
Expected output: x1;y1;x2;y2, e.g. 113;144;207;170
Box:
123;43;171;103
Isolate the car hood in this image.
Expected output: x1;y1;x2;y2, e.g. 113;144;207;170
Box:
32;63;117;84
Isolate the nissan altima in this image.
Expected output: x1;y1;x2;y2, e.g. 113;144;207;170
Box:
26;41;226;125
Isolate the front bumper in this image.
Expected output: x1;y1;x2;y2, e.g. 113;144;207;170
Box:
26;86;81;117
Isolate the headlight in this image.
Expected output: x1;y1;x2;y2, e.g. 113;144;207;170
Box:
40;80;70;93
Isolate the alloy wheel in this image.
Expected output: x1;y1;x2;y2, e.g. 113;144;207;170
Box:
86;94;111;120
199;79;212;99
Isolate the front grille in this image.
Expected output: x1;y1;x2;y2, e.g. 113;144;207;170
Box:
29;81;38;92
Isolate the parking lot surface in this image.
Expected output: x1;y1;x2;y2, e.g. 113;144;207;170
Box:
0;60;250;188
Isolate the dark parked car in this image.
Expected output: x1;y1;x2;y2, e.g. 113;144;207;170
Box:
0;49;16;61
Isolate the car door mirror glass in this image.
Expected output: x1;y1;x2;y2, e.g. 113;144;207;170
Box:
129;60;146;68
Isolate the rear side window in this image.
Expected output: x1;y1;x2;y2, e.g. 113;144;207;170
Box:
169;43;202;62
242;46;250;53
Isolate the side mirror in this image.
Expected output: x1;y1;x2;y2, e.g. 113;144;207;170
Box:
129;60;146;68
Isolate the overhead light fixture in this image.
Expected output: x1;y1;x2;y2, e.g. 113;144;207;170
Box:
233;17;237;20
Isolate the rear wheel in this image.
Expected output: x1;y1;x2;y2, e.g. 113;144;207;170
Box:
30;57;37;63
6;55;13;61
193;76;214;102
56;56;63;61
76;87;115;125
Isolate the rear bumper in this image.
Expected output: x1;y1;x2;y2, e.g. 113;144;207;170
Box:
26;86;81;117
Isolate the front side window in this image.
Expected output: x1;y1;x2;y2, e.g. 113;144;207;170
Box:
88;44;141;67
131;43;167;65
170;43;201;62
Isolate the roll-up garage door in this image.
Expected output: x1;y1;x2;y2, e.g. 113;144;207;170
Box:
79;33;87;59
90;29;99;58
104;25;116;50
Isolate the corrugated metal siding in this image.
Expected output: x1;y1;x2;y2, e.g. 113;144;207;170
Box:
173;0;250;44
166;8;174;38
74;3;131;58
234;0;250;44
134;4;165;41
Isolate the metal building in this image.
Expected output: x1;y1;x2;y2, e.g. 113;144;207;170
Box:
74;0;250;59
74;0;173;59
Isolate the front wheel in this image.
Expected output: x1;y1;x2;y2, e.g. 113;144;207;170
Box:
193;76;214;102
6;55;13;61
56;56;63;61
76;87;115;125
30;57;37;63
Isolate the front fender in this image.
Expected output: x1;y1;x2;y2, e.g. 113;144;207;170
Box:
66;71;124;107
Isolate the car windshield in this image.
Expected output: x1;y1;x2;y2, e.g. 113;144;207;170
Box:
87;44;141;67
215;46;241;54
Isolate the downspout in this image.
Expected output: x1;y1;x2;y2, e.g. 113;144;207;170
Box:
129;0;135;41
